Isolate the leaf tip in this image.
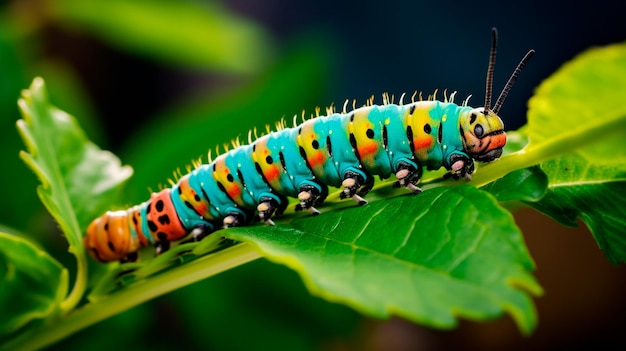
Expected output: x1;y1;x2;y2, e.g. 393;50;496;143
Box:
31;76;46;91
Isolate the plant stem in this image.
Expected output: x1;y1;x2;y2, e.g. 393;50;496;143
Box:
1;243;262;351
60;251;88;312
450;112;626;188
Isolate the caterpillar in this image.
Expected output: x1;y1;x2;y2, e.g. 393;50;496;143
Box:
85;29;534;263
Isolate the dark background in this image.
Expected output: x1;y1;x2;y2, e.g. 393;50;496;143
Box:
56;0;626;145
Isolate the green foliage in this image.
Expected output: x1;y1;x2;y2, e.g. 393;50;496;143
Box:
481;166;548;202
227;186;541;334
51;0;274;72
166;260;361;351
531;160;625;263
1;10;625;350
0;233;68;336
15;78;132;315
524;44;626;264
17;79;133;234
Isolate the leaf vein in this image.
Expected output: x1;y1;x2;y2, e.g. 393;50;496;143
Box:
549;177;626;188
351;206;387;244
391;193;444;256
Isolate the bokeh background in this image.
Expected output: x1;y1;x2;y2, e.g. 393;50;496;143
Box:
1;0;625;350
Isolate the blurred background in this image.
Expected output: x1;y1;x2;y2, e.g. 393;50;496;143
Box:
1;0;625;350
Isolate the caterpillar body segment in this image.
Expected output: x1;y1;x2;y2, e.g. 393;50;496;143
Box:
84;28;534;263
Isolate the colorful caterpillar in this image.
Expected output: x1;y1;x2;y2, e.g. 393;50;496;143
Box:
85;29;534;263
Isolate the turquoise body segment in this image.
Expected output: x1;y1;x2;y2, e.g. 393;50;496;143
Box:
165;101;473;229
429;102;472;169
170;181;210;231
138;202;155;244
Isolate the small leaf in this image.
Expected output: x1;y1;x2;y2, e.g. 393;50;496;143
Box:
17;77;133;310
529;156;626;264
481;166;548;202
17;77;133;240
525;42;626;264
226;186;542;334
0;232;68;337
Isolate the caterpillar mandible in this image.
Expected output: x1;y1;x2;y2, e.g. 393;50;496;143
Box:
85;28;534;263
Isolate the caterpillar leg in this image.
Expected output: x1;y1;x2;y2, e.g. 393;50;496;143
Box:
257;196;284;226
189;223;215;241
393;161;423;194
155;240;171;256
340;170;369;205
180;223;216;245
223;211;246;228
120;252;139;264
295;183;328;216
448;154;475;180
356;176;375;197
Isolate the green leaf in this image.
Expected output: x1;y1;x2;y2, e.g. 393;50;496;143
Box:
0;232;68;337
17;77;133;236
481;166;548;202
524;43;626;264
225;186;542;335
502;129;529;155
16;77;133;310
531;156;626;264
51;0;274;73
527;44;626;146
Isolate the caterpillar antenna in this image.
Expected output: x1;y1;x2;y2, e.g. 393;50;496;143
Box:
484;28;498;112
493;49;535;114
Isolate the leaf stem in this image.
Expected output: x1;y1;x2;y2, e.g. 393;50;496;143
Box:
1;243;261;351
59;251;88;312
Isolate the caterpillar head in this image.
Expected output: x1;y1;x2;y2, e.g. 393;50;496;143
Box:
460;108;506;163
